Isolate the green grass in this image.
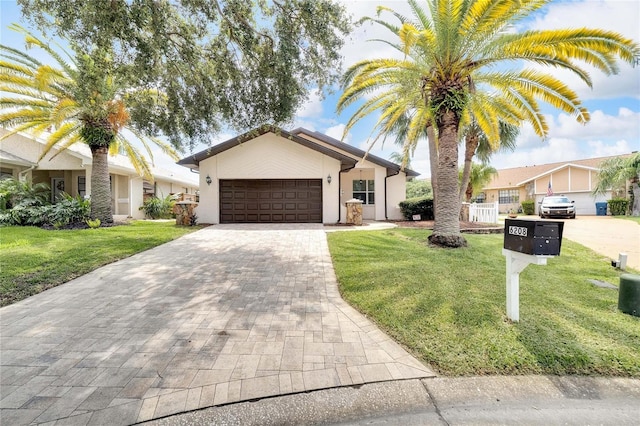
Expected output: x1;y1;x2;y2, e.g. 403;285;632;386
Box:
0;221;203;306
327;228;640;377
616;215;640;225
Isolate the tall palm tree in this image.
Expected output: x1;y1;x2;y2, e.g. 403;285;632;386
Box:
593;153;640;216
338;0;639;248
0;25;178;224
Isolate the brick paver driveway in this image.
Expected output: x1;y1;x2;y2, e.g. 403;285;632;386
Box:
1;224;434;425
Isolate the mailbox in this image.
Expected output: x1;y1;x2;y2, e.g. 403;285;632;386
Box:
504;219;564;256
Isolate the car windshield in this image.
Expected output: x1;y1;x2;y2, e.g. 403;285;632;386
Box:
544;196;570;203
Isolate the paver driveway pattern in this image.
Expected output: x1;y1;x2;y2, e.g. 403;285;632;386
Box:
0;224;434;425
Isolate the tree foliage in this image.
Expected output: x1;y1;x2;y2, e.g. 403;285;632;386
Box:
594;153;640;216
1;26;179;223
17;0;352;149
338;0;639;247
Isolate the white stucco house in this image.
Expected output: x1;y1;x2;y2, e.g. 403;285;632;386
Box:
0;129;199;219
177;126;419;224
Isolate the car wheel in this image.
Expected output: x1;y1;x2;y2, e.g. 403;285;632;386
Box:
570;214;576;219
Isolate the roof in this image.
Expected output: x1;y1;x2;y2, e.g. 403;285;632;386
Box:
177;125;420;177
291;128;420;177
1;128;198;187
0;149;37;167
484;154;634;189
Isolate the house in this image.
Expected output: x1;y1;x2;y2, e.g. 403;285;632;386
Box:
177;125;419;224
481;154;633;215
0;129;199;219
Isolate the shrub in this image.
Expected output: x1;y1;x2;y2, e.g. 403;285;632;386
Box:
45;194;91;226
399;197;434;220
608;198;629;216
0;193;89;227
0;177;50;210
521;199;535;215
139;194;176;219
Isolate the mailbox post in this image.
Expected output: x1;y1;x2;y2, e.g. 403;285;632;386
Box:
502;219;564;322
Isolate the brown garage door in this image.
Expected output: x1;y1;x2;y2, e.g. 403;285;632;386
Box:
220;179;322;223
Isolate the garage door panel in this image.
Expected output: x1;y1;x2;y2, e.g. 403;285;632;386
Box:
220;179;322;223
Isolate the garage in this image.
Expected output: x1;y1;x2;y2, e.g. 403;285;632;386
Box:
220;179;322;223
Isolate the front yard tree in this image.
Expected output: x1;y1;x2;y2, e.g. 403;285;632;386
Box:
1;27;180;223
5;0;351;224
338;0;639;248
594;153;640;216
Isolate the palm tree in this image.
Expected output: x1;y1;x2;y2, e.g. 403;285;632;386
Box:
0;25;178;224
593;153;640;216
459;121;518;201
461;163;497;202
338;0;639;248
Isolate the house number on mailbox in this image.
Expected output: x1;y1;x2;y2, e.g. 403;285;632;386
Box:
508;226;528;237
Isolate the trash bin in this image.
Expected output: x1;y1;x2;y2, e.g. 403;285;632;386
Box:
618;274;640;317
595;202;607;216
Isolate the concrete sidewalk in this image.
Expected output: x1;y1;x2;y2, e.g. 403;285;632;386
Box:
0;225;433;425
146;376;640;425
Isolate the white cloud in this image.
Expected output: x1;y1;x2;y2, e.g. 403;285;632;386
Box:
325;123;350;142
295;90;324;118
526;0;640;101
489;107;639;170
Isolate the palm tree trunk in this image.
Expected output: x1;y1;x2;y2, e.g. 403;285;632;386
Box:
459;132;479;201
427;125;438;211
429;110;467;247
90;145;113;224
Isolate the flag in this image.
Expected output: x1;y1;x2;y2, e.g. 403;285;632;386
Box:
547;181;553;196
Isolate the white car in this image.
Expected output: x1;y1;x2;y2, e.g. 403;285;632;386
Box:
539;196;576;219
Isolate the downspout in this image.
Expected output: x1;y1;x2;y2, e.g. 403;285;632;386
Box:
385;169;400;220
18;166;36;182
338;164;357;223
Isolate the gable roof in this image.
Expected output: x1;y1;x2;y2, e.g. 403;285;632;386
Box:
0;149;37;167
484;154;634;189
291;128;420;177
177;125;420;177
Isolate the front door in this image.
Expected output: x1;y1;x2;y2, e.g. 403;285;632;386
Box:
52;178;65;203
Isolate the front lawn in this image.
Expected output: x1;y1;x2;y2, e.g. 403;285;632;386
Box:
327;228;640;377
0;221;203;306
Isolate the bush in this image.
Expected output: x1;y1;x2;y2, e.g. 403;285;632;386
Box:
0;194;90;227
399;197;434;220
521;199;535;215
608;198;629;216
0;177;50;211
139;194;176;219
45;194;91;226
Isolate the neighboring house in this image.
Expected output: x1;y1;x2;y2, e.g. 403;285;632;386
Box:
481;154;633;215
177;125;419;224
0;129;199;219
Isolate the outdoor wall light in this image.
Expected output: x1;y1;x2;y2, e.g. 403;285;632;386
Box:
327;174;332;184
205;174;212;186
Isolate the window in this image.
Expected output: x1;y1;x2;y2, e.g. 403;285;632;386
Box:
78;176;86;197
475;192;486;203
498;189;519;204
353;179;375;204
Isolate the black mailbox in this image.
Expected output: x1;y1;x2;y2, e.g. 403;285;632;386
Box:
504;219;564;256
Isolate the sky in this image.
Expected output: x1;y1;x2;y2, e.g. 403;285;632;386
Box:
1;0;639;180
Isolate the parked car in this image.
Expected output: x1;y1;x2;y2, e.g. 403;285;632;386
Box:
539;196;576;219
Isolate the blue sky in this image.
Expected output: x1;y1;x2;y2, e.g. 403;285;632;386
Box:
2;0;639;180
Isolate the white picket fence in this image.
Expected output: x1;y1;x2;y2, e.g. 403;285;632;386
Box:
469;201;499;224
